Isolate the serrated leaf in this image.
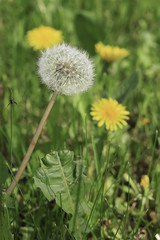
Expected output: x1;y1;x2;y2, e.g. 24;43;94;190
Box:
74;11;104;54
113;72;139;103
34;151;75;213
34;150;92;239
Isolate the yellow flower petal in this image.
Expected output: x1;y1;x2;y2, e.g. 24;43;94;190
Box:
90;98;130;131
26;26;63;50
95;42;130;62
140;175;150;189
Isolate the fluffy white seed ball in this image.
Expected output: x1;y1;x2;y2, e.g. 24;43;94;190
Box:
38;43;95;95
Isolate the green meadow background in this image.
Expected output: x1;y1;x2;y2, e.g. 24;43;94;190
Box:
0;0;160;239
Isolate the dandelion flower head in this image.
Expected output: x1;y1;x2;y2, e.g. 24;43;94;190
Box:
38;43;95;95
90;98;130;131
95;42;130;62
140;175;150;189
26;26;63;50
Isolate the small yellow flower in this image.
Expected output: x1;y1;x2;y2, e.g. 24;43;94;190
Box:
26;26;63;50
90;98;130;131
140;175;150;189
95;42;130;62
142;117;150;126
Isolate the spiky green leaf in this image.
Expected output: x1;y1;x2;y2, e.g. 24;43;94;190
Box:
34;150;92;239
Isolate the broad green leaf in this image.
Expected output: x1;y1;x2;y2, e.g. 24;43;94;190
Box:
113;72;139;103
34;150;92;239
74;11;105;55
34;151;75;213
1;193;15;209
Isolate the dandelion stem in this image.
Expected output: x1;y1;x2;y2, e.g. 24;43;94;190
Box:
7;91;58;195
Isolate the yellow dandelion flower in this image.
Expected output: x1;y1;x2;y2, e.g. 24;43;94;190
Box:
95;42;130;62
90;98;130;131
26;26;63;50
140;175;150;190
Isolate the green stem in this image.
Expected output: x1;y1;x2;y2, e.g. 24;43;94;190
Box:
10;104;13;169
91;135;99;177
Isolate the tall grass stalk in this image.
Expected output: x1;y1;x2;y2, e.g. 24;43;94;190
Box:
84;116;89;170
7;91;58;195
148;129;158;176
10;103;13;169
83;156;112;239
72;162;83;233
91;135;100;177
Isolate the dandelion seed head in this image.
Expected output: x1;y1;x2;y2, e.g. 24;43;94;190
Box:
38;43;95;95
155;234;160;240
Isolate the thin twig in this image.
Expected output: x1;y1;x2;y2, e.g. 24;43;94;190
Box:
7;91;58;195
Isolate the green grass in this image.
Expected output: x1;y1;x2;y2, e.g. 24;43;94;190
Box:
1;0;160;239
